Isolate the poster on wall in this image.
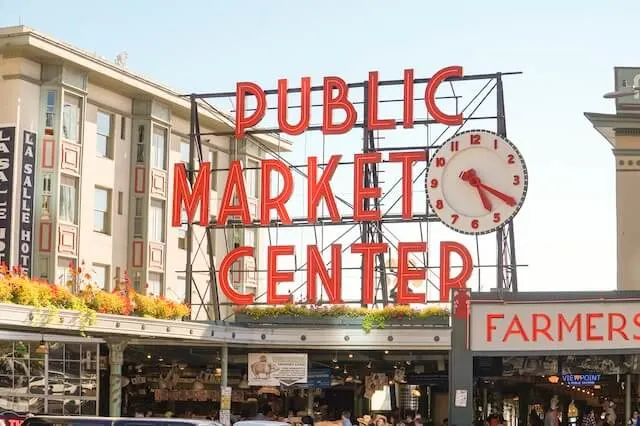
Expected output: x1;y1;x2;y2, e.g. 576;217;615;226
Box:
19;130;36;276
248;353;307;386
561;356;625;375
502;357;558;376
0;125;16;266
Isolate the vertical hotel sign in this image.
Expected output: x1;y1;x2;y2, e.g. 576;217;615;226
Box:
0;126;15;265
19;130;36;275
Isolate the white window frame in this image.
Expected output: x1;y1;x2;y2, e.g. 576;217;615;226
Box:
149;199;165;242
92;264;109;290
151;126;167;170
93;187;111;234
148;272;163;296
59;175;78;224
62;92;82;144
96;111;113;158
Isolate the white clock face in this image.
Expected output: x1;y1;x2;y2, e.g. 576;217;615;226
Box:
425;129;528;235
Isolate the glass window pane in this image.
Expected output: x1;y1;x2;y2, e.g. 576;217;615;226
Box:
95;188;108;211
96;134;108;157
48;342;64;360
93;265;107;289
65;344;81;361
151;126;166;169
81;379;97;397
180;142;189;163
13;376;29;394
97;112;111;136
30;359;44;376
64;399;81;415
80;399;97;415
94;211;105;232
62;94;81;143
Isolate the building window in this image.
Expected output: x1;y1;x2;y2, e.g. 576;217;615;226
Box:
245;228;257;247
178;208;188;250
180;142;189;164
246;159;259;198
151;126;167;170
92;264;109;290
56;257;74;287
59;175;78;224
94;187;111;234
148;272;163;296
96;111;113;158
133;197;144;238
45;90;56;129
149;199;165;242
210;150;218;191
136;125;145;163
62;93;82;143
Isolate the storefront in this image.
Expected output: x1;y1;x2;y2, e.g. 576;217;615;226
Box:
449;290;640;426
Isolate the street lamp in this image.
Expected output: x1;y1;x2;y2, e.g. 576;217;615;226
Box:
603;86;640;99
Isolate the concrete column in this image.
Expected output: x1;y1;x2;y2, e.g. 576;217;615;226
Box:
626;374;632;422
108;340;128;417
449;288;473;425
221;344;228;388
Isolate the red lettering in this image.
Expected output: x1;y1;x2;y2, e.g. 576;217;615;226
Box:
307;155;341;223
219;246;254;305
532;313;552;342
425;66;464;126
171;162;210;227
439;241;473;302
403;69;414;128
502;315;529;342
558;314;582;342
322;77;357;134
634;313;640;340
217;160;251;225
396;242;426;304
353;152;382;221
306;244;343;304
267;245;294;305
351;243;388;305
608;312;629;341
367;71;395;130
388;151;428;219
260;159;293;225
277;77;311;135
486;313;504;342
235;82;266;139
586;313;604;341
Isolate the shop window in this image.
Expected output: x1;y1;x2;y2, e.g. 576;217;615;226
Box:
96;111;113;158
62;93;82;143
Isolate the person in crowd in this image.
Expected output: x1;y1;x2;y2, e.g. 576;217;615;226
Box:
439;418;447;426
529;409;543;426
342;411;353;426
374;415;387;426
302;415;315;426
581;407;596;426
630;410;639;426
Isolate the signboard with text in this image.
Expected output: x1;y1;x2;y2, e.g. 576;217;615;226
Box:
470;301;640;352
248;353;308;386
19;130;36;275
0;126;15;266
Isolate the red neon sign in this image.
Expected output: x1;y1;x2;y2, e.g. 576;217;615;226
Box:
234;66;464;138
172;154;474;305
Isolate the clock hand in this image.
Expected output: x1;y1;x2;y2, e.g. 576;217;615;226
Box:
477;183;517;207
460;169;517;207
459;169;492;211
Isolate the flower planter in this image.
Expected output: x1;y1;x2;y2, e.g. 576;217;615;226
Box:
234;313;449;328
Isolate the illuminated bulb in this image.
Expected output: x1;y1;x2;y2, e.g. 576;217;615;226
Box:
348;354;353;358
158;357;164;362
146;354;151;359
384;350;389;354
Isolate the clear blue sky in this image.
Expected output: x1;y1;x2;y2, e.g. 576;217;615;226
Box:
0;0;633;294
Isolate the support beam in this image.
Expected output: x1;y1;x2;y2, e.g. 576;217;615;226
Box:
107;339;128;417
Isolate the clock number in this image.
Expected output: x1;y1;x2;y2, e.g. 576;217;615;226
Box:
435;200;444;210
451;141;459;152
435;157;446;167
471;219;479;229
513;175;521;185
451;214;459;224
493;212;501;223
470;134;481;145
493;139;498;150
507;154;515;164
430;179;439;189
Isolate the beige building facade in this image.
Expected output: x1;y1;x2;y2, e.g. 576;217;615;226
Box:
586;67;640;291
0;26;291;319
